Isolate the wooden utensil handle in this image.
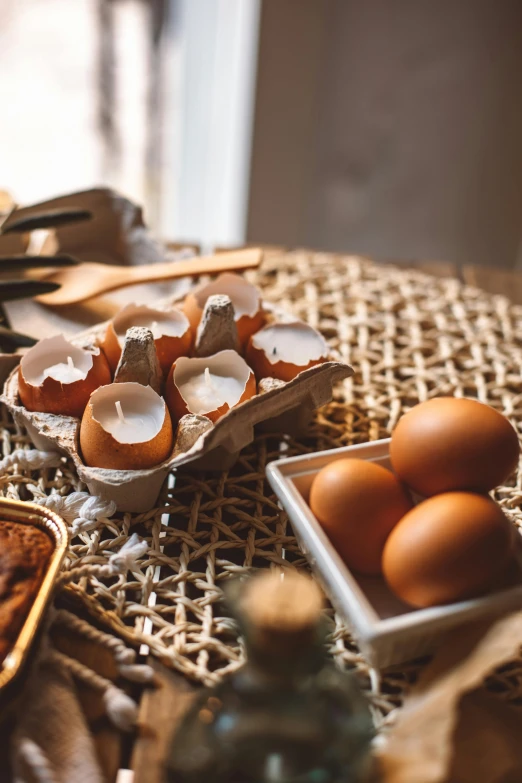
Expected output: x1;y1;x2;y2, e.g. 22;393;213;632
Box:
126;248;262;284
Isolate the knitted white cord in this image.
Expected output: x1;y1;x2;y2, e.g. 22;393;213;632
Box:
0;449;63;473
1;451;152;711
52;609;154;683
35;491;117;535
46;649;138;732
59;533;148;585
16;738;57;783
109;532;148;573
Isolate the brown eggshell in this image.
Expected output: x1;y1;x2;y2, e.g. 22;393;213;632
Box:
152;332;193;376
246;322;329;382
183;273;264;347
101;324;123;371
390;397;520;496
102;304;193;376
80;385;173;470
309;458;413;575
18;336;111;419
382;492;515;608
165;350;256;424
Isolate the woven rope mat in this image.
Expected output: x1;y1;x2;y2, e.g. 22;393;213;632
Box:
2;249;522;730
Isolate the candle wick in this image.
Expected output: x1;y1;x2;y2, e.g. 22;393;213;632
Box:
272;347;277;355
67;355;75;369
203;366;226;407
115;400;126;424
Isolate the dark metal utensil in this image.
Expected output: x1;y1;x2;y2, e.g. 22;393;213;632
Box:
0;202;91;353
1;208;93;234
0;280;61;302
0;325;37;350
0;254;79;272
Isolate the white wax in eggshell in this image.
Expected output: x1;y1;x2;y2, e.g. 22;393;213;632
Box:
43;355;87;383
113;304;189;344
251;322;328;366
89;383;166;444
174;350;251;415
181;367;243;413
193;273;260;318
21;334;95;386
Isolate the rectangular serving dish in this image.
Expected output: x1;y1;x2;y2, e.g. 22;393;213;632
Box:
266;439;522;669
0;497;68;705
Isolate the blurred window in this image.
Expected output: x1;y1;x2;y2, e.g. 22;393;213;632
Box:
0;0;260;246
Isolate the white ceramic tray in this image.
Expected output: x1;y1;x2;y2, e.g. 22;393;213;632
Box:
266;439;522;669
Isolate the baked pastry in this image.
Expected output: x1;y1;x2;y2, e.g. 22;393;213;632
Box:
0;521;53;663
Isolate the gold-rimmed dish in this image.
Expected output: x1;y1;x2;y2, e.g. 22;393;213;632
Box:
0;498;68;703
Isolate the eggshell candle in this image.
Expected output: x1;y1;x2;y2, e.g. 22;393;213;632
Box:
18;334;111;418
80;382;173;470
102;303;192;375
165;349;256;423
246;322;329;382
183;273;264;346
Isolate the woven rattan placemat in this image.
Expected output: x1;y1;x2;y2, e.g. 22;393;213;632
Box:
2;250;522;728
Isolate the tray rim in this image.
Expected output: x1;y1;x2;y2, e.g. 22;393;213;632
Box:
0;497;69;691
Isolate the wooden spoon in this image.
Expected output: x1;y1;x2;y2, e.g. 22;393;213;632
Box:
35;248;263;306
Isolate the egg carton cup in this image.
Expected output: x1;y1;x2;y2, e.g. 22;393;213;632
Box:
1;302;352;513
266;439;522;669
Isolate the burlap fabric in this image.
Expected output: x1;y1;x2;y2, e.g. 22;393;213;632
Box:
1;250;521;729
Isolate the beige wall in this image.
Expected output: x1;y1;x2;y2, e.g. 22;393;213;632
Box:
247;0;522;268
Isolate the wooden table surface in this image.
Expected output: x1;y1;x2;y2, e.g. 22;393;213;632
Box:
12;254;522;782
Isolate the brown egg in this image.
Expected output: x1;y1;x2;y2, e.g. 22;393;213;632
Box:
246;322;329;382
309;459;412;575
382;492;515;608
80;383;173;470
390;397;520;496
18;335;111;418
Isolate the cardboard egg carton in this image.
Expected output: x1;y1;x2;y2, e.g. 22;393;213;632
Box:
1;297;352;513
